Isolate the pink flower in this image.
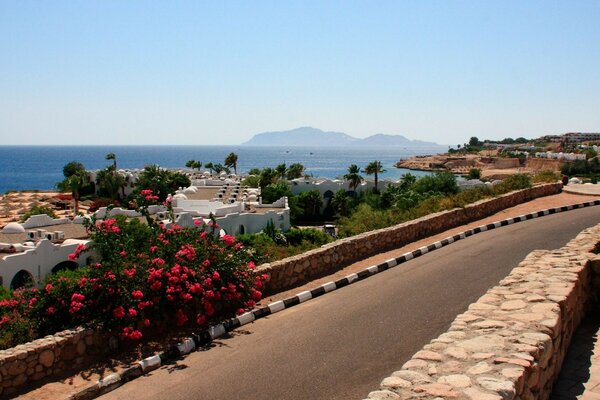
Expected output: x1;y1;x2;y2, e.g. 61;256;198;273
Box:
131;290;144;300
45;283;54;293
221;234;235;246
113;306;125;318
212;271;220;280
128;308;137;317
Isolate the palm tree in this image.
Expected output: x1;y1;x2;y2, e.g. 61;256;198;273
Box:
185;160;202;171
331;189;352;217
224;152;238;175
364;161;386;192
96;167;124;202
344;164;363;192
286;163;305;180
276;163;287;180
67;171;89;215
105;153;117;171
204;162;214;175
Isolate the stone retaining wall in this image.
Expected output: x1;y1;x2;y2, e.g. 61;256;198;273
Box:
259;183;562;293
0;328;113;397
364;223;600;400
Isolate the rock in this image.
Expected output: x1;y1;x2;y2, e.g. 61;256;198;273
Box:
8;361;27;376
500;300;527;311
413;350;443;361
39;349;55;368
457;334;505;352
463;387;503;400
367;390;400;399
476;377;515;399
467;361;493;375
437;374;471;388
414;383;459;397
380;376;411;390
391;370;433;384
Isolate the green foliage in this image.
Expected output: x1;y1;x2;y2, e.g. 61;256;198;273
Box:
224;152;238;174
62;161;86;178
261;182;292;204
185;160;202;170
532;170;561;183
248;167;261;175
364;161;385;192
493;173;532;193
467;168;482;180
20;205;57;222
344;164;363;191
242;175;260;188
286;163;305;180
296;190;323;220
133;165;191;202
259;168;278;189
96;167;125;201
331;189;353;217
284;228;330;246
561;158;600;177
413;172;459;195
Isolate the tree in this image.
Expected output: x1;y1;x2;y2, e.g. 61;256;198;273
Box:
204;162;214;174
185;160;202;170
469;137;482;147
62;161;86;178
467;168;482;180
248;167;261;176
276;163;287;180
297;190;323;220
96;167;125;201
344;164;363;192
212;163;230;175
224;152;238;175
65;170;89;214
134;165;191;201
286;163;305;180
261;182;292;204
364;161;386;192
105;153;117;171
259;168;278;189
331;189;352;217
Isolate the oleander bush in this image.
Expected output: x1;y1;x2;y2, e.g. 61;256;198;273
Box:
0;190;266;349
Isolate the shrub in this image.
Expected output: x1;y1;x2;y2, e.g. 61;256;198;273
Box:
532;170;561;184
20;205;57;222
467;168;482;180
0;190;266;349
493;174;532;194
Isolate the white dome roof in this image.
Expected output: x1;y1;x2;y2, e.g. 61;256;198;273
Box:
172;193;188;200
3;222;26;234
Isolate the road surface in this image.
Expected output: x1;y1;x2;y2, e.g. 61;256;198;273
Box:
101;206;600;400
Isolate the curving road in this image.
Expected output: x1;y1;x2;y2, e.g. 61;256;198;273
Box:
101;206;600;400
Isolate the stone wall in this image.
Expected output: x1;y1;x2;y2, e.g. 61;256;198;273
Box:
259;183;562;293
0;327;113;397
364;223;600;400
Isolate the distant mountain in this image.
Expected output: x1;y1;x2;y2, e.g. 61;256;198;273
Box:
242;127;358;146
242;127;445;148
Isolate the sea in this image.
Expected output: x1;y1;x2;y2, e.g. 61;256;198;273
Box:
0;145;441;194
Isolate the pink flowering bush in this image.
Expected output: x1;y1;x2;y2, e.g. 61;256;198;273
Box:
0;190;266;348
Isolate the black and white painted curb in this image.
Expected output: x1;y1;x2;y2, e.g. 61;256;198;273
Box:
68;199;600;400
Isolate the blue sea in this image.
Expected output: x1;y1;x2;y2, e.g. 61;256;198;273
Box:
0;145;439;194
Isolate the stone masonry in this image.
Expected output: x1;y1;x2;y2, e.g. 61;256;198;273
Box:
364;222;600;400
259;183;561;293
0;327;114;397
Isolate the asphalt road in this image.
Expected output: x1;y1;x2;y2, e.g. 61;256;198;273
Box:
101;206;600;400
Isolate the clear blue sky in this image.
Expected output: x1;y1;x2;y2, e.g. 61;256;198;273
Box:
1;1;598;145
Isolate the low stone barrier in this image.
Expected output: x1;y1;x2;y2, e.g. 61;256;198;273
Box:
0;327;113;397
259;183;562;293
364;223;600;400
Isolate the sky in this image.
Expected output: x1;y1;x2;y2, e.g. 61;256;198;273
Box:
0;1;599;146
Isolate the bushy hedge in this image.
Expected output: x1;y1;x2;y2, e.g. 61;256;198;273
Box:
0;191;266;349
